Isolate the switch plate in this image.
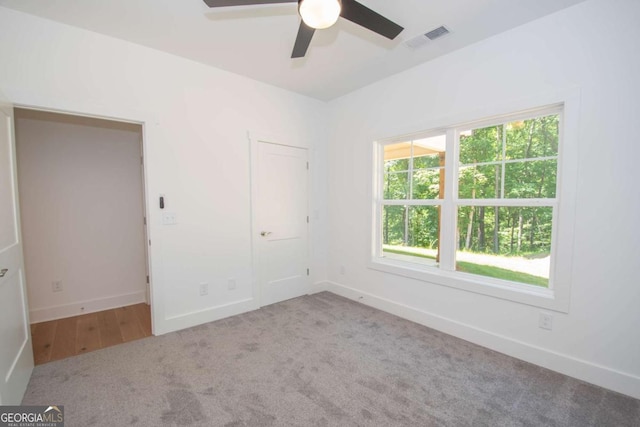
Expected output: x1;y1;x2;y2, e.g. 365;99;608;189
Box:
162;212;177;225
199;283;208;296
539;312;553;331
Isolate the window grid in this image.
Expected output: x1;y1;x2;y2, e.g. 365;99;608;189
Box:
501;124;507;198
376;106;561;289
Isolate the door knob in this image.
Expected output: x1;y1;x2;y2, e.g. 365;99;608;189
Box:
260;231;272;237
0;268;8;278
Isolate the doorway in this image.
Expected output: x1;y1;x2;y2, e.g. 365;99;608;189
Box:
251;136;310;307
13;108;151;364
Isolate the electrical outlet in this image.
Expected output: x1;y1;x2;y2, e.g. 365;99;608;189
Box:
539;312;553;331
339;265;346;275
199;283;208;296
228;278;236;290
52;281;63;292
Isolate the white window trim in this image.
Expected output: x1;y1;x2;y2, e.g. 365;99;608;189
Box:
368;92;580;313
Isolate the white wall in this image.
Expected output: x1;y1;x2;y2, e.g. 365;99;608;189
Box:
2;0;638;401
0;6;328;334
15;109;147;322
326;0;640;399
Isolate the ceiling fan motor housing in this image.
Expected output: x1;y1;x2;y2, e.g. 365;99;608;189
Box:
298;0;342;30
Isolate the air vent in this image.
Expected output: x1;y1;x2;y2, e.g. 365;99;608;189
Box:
404;25;451;50
425;25;450;41
404;35;429;49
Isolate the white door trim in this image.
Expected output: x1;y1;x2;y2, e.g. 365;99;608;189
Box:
248;131;310;308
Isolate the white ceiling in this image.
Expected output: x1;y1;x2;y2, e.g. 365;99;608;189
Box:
0;0;586;101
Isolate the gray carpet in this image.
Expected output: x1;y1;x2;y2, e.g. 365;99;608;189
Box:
22;292;639;426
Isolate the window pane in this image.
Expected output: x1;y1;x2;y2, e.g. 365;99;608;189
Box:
384;142;411;170
505;115;559;160
458;164;501;199
413;134;446;166
384;142;410;200
414;153;441;169
384;171;409;200
412;168;443;199
412;135;446;199
504;160;557;199
383;205;440;267
382;205;406;245
456;206;553;287
459;125;503;165
385;158;409;172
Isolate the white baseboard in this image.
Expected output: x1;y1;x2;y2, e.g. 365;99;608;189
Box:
322;280;640;400
157;298;258;335
155;282;329;335
156;281;329;335
310;281;329;294
30;291;146;323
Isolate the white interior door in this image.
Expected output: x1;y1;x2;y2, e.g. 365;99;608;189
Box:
0;100;33;404
254;140;309;307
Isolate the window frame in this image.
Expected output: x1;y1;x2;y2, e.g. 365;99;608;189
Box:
369;99;579;313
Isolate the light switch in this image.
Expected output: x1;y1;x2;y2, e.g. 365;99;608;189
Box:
162;212;177;225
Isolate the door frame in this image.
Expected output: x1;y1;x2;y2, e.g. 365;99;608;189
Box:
12;103;156;333
248;131;311;308
0;100;33;404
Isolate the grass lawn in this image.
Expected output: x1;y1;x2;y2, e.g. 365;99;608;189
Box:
383;247;548;288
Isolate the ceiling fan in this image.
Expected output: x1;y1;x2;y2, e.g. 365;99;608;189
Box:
202;0;404;58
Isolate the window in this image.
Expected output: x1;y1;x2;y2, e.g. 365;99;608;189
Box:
382;135;446;268
372;103;577;311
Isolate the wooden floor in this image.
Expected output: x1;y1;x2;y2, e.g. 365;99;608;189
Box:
30;303;152;366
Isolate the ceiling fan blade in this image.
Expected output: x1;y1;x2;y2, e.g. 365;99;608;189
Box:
203;0;296;7
291;21;316;58
340;0;404;40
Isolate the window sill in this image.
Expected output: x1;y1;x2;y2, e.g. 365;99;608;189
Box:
368;257;569;313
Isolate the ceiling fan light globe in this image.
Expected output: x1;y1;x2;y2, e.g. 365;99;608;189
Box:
299;0;341;30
